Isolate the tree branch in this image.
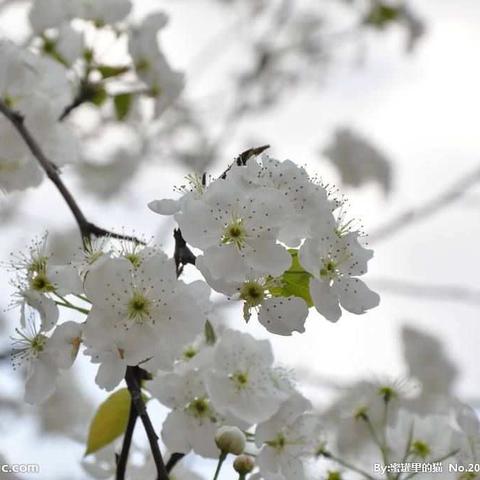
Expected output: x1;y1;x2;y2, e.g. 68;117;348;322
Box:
116;397;138;480
370;164;480;243
124;366;169;480
165;452;185;473
0;100;145;246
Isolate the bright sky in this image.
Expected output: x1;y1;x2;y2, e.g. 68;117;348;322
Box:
0;0;480;478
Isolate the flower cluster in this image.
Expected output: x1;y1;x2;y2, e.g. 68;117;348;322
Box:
150;154;380;333
7;236;211;401
0;1;184;194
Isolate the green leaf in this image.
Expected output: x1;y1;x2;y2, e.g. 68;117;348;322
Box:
113;93;133;121
364;4;400;28
269;249;313;307
204;319;216;345
97;65;130;79
90;86;108;107
85;388;132;455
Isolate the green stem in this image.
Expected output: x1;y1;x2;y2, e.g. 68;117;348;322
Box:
54;300;90;315
213;452;227;480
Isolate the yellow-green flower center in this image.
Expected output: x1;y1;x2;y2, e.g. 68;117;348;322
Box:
411;440;430;458
266;433;287;451
127;292;151;322
30;272;55;293
320;259;338;280
239;281;265;307
186;397;211;419
222;219;247;249
230;371;249;390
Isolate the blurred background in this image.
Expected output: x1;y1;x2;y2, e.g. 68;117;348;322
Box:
0;0;479;478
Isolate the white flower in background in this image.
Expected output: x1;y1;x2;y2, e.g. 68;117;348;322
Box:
0;41;78;192
386;409;461;464
402;326;458;396
82;250;211;389
299;229;379;321
323;127;392;194
149;369;245;458
196;257;308;335
128;13;184;117
255;392;323;480
29;0;76;33
323;379;410;459
77;0;132;25
55;23;85;65
205;330;293;424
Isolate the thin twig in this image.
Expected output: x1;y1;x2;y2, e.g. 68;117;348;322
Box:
124;366;169;480
0;100;145;246
219;144;270;179
370;164;480;243
116;397;138;480
165;452;185;473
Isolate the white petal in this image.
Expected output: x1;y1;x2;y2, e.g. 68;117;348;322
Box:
47;321;82;369
245;239;291;277
162;411;191;454
258;297;308;336
309;277;341;322
95;353;126;391
23;290;59;332
84;257;132;307
298;238;321;276
202;245;249;281
24;355;58;404
334;276;380;315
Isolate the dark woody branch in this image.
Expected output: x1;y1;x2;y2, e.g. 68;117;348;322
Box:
0;100;145;247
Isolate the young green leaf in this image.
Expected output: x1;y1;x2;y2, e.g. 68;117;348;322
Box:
269;249;313;307
114;93;133;121
85;388;147;455
97;65;130;79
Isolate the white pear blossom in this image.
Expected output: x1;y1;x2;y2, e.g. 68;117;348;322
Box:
227;155;336;246
299;229;379;321
205;330;293;424
177;180;291;282
8;236;82;331
10;316;58;404
82;250;211;390
196;256;308;335
10;315;83;405
255;392;323;480
149;368;246;458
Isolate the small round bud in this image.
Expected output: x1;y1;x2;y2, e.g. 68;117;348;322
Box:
215;426;246;455
233;454;255;474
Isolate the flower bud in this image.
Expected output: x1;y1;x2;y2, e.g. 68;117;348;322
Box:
215;426;246;455
233;454;255;474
